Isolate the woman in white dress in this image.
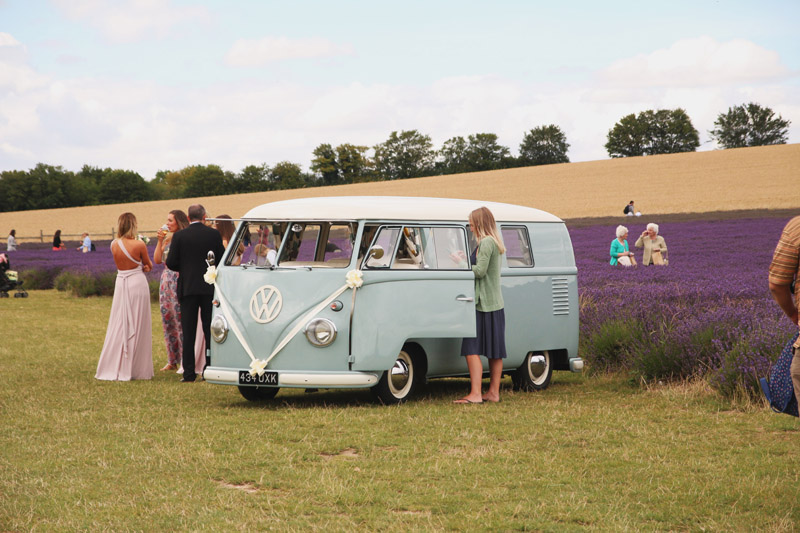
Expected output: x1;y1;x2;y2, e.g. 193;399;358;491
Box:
95;213;154;381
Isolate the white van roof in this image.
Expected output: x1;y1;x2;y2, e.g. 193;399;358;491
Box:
242;196;562;223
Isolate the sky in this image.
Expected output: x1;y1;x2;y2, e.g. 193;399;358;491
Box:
1;0;798;179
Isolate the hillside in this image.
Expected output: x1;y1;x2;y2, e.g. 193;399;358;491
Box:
2;143;799;242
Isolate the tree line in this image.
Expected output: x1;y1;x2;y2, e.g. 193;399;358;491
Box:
0;102;789;213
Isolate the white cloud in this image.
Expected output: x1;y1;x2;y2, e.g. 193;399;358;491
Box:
0;32;20;47
0;32;26;62
50;0;209;43
1;31;797;178
598;36;792;88
0;33;48;93
225;37;355;67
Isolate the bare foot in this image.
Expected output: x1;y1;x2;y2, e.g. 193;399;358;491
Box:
481;393;501;403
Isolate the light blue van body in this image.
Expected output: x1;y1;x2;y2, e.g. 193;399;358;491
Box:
203;196;580;403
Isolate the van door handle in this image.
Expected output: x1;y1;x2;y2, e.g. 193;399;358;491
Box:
456;295;474;302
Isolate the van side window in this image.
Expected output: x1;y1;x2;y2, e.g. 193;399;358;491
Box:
365;226;468;270
427;227;469;270
501;226;534;267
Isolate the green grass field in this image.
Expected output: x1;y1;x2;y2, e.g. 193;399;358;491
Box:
2;291;799;531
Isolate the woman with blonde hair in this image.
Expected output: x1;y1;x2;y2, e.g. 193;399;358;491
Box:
454;206;507;404
635;223;668;266
96;212;154;381
253;225;277;266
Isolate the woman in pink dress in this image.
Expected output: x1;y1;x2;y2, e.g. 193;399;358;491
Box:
95;213;154;381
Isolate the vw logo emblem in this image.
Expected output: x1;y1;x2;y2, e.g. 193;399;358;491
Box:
249;285;283;324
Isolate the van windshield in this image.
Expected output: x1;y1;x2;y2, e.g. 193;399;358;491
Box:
225;221;355;269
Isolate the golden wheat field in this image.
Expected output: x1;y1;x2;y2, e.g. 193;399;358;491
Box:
2;143;799;242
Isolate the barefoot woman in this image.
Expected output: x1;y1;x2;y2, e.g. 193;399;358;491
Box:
454;207;507;404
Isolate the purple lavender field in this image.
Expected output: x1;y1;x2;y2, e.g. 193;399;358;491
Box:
5;215;797;398
4;240;166;297
571;216;796;397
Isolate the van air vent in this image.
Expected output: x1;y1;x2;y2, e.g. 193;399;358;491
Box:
552;277;569;316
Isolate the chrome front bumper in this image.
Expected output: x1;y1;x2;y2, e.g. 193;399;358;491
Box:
203;366;380;388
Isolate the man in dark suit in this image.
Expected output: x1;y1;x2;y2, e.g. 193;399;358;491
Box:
166;204;226;382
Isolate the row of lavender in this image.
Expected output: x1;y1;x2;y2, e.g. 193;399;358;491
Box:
6;216;797;397
5;241;166;299
571;216;796;397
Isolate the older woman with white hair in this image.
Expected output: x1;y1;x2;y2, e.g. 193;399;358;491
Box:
610;225;636;266
635;223;668;265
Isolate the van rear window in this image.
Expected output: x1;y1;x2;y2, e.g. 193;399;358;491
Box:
501;226;534;267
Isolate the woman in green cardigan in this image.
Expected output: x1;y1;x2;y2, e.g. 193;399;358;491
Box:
454;207;507;404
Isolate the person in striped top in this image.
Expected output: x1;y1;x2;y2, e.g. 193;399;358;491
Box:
769;215;800;407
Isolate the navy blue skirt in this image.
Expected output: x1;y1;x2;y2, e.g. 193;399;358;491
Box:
460;308;507;359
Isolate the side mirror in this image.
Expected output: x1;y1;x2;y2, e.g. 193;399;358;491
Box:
364;245;388;269
207;251;215;266
368;245;384;260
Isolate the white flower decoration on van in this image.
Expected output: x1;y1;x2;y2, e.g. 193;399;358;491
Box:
259;269;366;368
345;269;363;288
249;358;269;377
203;265;217;285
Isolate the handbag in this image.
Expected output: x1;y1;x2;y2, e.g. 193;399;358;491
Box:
759;332;799;417
651;249;664;265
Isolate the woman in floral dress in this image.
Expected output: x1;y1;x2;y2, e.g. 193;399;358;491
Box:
154;209;189;371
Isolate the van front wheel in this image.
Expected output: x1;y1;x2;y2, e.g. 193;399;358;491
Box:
238;386;279;402
512;351;552;391
371;346;425;404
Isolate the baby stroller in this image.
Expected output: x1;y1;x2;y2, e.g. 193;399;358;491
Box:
0;253;28;298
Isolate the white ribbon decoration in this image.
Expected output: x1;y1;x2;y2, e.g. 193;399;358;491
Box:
206;267;364;377
259;269;363;370
207;270;257;363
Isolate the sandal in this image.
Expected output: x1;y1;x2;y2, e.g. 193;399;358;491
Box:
453;398;483;404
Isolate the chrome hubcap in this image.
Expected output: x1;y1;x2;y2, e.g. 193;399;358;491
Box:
388;352;412;396
528;352;548;384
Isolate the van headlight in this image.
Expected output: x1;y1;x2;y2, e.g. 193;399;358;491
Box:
210;315;228;343
304;318;337;347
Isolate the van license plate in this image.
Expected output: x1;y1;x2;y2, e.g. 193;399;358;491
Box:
238;370;278;386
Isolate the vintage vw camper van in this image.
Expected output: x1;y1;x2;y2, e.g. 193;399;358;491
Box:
203;196;581;403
